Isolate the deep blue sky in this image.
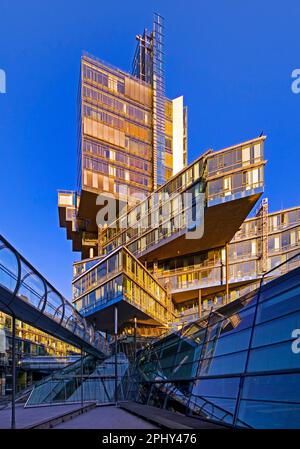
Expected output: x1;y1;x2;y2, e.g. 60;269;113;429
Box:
0;1;299;297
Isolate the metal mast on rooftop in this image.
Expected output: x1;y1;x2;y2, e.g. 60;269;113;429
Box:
152;13;166;188
133;13;166;189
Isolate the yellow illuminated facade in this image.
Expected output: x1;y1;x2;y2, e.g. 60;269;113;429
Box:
79;56;187;200
0;312;78;356
80;54;155;201
0;311;79;395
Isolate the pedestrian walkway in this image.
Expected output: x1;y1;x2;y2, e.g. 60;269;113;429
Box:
54;405;158;429
0;404;82;429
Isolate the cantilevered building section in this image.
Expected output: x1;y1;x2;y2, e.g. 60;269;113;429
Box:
73;149;300;336
58;14;187;260
100;136;266;261
72;246;175;333
72;135;266;337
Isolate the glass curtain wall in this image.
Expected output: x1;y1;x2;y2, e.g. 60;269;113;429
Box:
129;253;300;428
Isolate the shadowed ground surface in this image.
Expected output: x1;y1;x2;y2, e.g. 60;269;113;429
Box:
0;404;81;429
54;405;158;429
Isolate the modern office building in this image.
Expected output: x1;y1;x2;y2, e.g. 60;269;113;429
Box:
1;13;187;397
0;309;79;396
70;135;267;338
0;300;81;397
68;135;300;339
1;12;300;429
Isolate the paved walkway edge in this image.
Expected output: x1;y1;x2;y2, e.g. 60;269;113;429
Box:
26;402;97;429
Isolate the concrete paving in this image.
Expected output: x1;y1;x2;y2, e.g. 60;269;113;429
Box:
0;403;81;429
54;405;158;429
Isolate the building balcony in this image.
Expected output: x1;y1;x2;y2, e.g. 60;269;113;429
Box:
72;247;174;331
73;256;105;280
58;190;77;228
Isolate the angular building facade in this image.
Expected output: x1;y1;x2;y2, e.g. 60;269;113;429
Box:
58;15;300;344
0;13;298;429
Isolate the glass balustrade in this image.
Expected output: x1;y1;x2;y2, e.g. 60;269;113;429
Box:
26;353;129;407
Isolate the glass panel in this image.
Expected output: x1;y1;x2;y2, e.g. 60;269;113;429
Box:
192;377;240;399
210;328;251;356
247;341;300;372
237;400;300;429
256;284;300;323
242;373;300;402
252;310;300;348
45;290;64;322
18;265;46;310
199;350;247;376
0;245;19;292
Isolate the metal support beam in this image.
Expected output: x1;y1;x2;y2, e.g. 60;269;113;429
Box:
198;289;202;319
114;306;118;406
225;243;229;304
80;347;84;408
11;314;16;429
134;317;137;363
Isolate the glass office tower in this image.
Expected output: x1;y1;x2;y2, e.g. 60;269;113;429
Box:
59;14;187;260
